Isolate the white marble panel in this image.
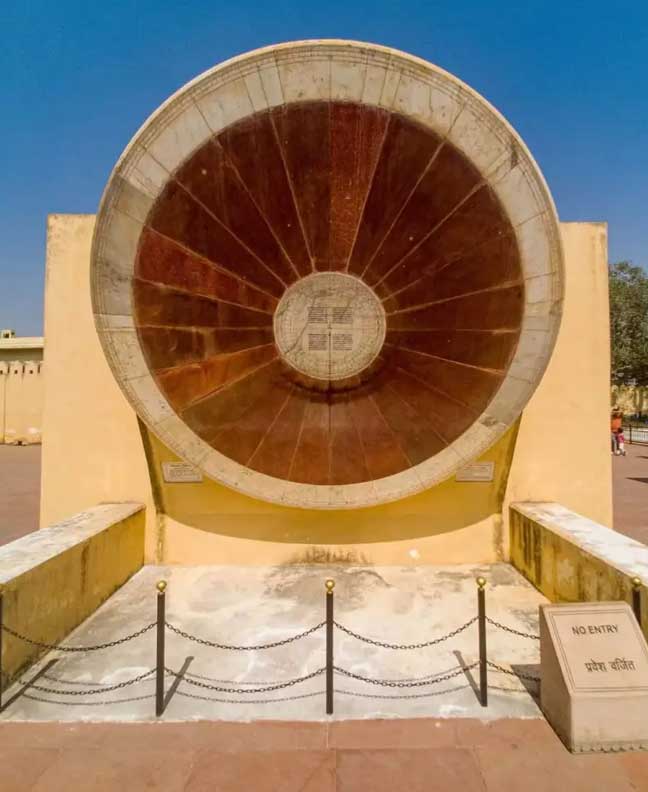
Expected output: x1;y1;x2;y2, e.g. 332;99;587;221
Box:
361;63;388;105
195;78;254;135
122;148;168;200
146;103;211;172
276;57;331;103
258;63;284;107
100;328;148;381
493;164;541;227
126;374;174;426
330;59;366;102
243;71;268;113
447;105;510;177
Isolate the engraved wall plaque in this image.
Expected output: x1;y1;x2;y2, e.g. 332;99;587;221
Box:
162;462;204;483
455;462;495;482
540;602;648;751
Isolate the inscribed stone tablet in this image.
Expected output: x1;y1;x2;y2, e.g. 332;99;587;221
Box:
162;462;203;483
455;462;495;482
540;601;648;752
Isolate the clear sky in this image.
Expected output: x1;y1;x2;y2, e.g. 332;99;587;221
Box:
2;0;647;335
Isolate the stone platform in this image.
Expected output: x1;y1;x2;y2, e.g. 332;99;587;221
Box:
1;563;545;722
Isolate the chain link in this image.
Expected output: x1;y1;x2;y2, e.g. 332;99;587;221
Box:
487;661;540;683
165;620;325;650
12;669;156;696
164;666;325;694
486;617;540;641
334;662;478;688
333;616;477;650
1;622;156;652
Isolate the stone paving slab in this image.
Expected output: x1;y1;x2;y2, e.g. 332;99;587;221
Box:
0;719;647;791
1;563;545;722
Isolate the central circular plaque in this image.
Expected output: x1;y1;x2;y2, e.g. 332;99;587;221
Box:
274;272;386;381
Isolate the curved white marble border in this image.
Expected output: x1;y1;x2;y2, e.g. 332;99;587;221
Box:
91;39;564;510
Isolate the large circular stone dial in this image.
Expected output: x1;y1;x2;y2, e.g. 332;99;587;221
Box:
91;40;563;509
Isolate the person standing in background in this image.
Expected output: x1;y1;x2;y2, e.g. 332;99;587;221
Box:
611;406;623;454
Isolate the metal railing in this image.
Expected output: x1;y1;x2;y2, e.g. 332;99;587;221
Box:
624;424;648;444
0;576;642;716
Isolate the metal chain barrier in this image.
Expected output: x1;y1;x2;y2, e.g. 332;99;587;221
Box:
12;669;156;696
485;617;540;641
487;660;540;683
334;662;479;688
333;616;477;649
164;665;325;694
1;622;156;652
165;620;325;651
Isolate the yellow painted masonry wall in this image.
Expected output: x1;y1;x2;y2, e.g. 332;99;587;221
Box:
40;215;157;556
510;503;647;640
503;222;613;543
0;504;145;688
0;361;44;444
40;216;612;565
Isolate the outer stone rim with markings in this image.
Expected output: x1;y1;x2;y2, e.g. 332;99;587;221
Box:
90;39;564;510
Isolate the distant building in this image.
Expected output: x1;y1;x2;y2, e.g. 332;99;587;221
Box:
0;329;44;444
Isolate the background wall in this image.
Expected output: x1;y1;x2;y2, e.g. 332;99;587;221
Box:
0;360;44;444
40;216;612;564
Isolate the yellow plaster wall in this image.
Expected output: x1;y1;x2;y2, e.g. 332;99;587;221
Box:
1;361;44;444
144;422;518;565
40;217;612;566
0;504;145;689
40;215;157;555
503;222;613;545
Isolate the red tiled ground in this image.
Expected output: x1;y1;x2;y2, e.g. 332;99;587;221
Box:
0;719;646;791
613;440;648;543
0;444;40;545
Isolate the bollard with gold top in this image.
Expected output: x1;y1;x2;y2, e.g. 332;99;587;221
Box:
325;579;335;715
632;577;642;627
156;580;167;717
476;576;488;707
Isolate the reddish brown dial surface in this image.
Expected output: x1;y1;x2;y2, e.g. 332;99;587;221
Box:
133;100;523;486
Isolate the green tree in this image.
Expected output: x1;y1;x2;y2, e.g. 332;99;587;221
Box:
609;261;648;385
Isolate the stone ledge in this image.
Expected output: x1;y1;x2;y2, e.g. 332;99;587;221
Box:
512;502;648;584
0;503;146;689
0;503;143;585
510;501;648;638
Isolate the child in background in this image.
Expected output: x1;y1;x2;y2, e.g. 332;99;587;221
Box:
616;428;626;456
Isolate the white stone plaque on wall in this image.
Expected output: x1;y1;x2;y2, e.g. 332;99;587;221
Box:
455;462;495;482
162;462;203;483
540;602;648;752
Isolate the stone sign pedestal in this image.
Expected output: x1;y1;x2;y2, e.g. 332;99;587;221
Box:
540;602;648;752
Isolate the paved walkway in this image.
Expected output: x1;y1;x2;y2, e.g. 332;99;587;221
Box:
1;718;647;791
0;445;40;545
613;440;648;544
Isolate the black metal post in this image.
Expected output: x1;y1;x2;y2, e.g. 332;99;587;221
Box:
477;577;487;707
0;592;4;711
632;577;642;626
156;580;167;717
325;579;334;715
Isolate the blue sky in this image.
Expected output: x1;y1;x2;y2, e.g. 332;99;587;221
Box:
2;0;647;335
